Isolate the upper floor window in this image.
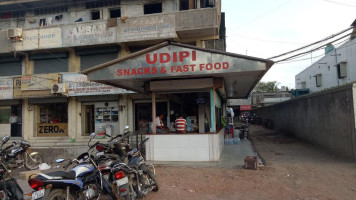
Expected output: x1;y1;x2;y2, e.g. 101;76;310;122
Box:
200;0;215;8
144;3;162;14
0;10;25;19
110;8;121;18
337;62;347;79
34;6;68;16
301;82;306;89
315;74;322;87
180;0;196;10
86;0;121;9
91;10;102;20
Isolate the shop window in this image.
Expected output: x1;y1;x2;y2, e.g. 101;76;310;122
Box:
144;3;162;15
200;0;215;8
337;62;347;79
39;103;67;124
91;10;102;20
0;106;11;124
36;103;68;137
315;74;322;87
110;8;121;18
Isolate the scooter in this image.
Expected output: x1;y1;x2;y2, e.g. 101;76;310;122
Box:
27;132;117;200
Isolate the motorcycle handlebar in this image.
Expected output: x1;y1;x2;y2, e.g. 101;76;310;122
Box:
89;141;100;150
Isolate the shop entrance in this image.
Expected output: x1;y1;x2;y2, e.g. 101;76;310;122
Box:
83;105;95;135
135;102;167;132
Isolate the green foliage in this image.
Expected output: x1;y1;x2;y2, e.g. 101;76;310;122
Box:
255;81;280;92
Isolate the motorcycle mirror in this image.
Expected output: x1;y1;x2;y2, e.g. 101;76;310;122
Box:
124;126;129;131
56;159;65;163
2;135;10;144
89;132;96;139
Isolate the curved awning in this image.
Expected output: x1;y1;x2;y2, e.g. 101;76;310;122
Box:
82;42;274;99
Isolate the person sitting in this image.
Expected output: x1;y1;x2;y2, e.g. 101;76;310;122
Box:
152;113;169;133
175;114;187;133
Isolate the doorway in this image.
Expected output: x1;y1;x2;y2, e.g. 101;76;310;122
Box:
83;105;95;135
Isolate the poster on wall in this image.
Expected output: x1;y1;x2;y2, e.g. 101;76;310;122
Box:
0;78;13;99
62;73;133;96
21;73;59;91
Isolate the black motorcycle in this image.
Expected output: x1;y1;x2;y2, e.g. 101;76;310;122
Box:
0;135;24;200
4;139;42;170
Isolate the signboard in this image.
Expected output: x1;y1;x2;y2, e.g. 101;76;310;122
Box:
62;73;133;96
240;105;252;111
89;45;266;80
0;78;13;99
36;123;68;137
118;14;176;42
21;73;60;91
15;27;62;51
63;22;116;46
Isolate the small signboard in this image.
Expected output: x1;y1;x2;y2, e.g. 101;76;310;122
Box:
0;78;13;99
240;105;252;111
36;123;68;137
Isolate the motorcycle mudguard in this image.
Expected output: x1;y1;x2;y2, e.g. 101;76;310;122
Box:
119;184;129;197
29;152;39;156
4;179;23;200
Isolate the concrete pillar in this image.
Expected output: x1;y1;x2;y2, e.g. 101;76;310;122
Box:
68;48;80;72
127;97;134;132
22;99;35;140
24;53;33;75
67;97;77;140
152;92;156;134
118;94;128;134
210;89;216;132
119;44;130;58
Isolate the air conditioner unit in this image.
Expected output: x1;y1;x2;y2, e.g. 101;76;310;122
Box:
51;83;68;95
7;28;23;39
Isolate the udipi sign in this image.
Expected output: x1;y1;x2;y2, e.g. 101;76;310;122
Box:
114;46;233;78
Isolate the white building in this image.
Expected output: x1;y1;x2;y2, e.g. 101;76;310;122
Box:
295;23;356;92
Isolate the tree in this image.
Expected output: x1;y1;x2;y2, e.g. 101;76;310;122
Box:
255;81;280;92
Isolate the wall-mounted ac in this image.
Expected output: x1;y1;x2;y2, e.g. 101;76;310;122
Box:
51;83;68;95
7;28;23;40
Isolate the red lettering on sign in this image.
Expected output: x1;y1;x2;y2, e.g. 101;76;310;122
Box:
137;68;143;75
117;69;122;76
173;52;178;62
146;54;157;64
190;64;196;71
179;51;189;62
214;63;221;69
176;65;183;72
183;65;189;72
124;69;130;76
131;69;137;75
152;67;158;74
223;62;229;69
206;63;213;70
192;51;196;61
199;64;204;71
144;67;151;74
159;53;170;63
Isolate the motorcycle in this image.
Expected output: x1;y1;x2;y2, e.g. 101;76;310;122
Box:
0;135;24;200
27;132;117;200
3;139;42;170
112;135;159;200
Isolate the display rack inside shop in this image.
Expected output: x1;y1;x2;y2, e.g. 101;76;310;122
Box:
95;107;118;123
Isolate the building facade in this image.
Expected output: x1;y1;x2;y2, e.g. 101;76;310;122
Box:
0;0;274;161
295;23;356;93
251;91;293;108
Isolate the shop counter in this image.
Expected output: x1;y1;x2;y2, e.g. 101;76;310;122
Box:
145;129;224;162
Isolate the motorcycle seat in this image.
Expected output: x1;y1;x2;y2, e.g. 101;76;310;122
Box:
38;171;76;180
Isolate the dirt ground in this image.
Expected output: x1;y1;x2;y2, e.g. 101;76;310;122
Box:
144;125;356;200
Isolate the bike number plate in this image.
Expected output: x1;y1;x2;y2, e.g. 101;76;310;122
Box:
31;189;44;200
96;152;104;156
116;177;128;186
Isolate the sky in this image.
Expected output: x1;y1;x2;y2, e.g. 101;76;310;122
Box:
222;0;356;89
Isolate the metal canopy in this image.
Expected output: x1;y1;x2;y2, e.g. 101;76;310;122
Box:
82;42;273;99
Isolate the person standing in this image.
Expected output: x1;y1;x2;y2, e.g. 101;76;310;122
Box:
9;113;19;136
175;114;187;133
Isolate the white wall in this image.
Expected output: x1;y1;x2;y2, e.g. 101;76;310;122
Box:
295;38;356;92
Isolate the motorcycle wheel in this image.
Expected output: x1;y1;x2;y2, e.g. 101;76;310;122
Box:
24;154;43;170
47;189;75;200
146;169;159;192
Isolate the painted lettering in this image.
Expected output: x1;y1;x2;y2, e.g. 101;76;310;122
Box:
159;53;170;63
146;54;157;64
